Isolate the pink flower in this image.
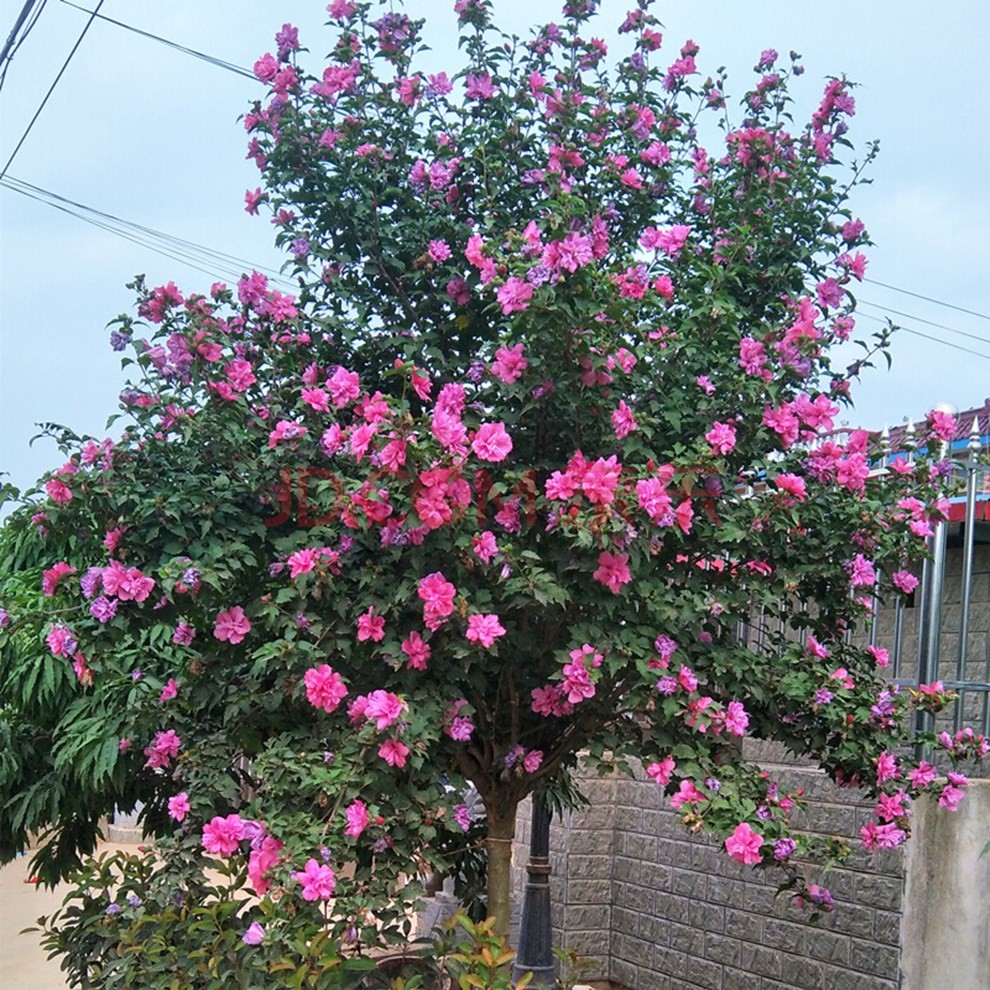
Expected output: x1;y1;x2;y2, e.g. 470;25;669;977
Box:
379;738;410;767
42;561;76;596
214;606;251;644
876;751;900;784
453;804;472;831
867;645;890;668
908;761;936;788
418;572;457;630
173;622;195;646
774;473;807;501
226;359;256;392
301;386;329;411
466;613;506;648
523;750;543;773
357;606;386;642
244;188;265;215
364;690;407;730
401;631;431;670
472;531;499;564
167;792;190;822
344;799;369;837
143;729;181;770
582;456;621;504
554;232;594;272
490;344;527;384
304;664;349;713
202;814;246;856
287;548;318;578
328;366;360;407
861;821;906;850
646;756;676;786
248;835;284;896
846;554;876;588
159;679;179;702
472;422;513;462
465;72;497;100
928;408;958;442
725;822;764;865
612;400;638;439
254;53;278;82
892;570;919;594
242;922;266;946
723;701;749;736
293;859;336;901
705;421;737;456
939;785;965;812
428;239;451;263
669;780;705;809
593;551;632;594
674;500;693;533
496;277;534;315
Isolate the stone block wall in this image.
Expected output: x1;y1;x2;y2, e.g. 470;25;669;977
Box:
516;759;905;990
508;541;990;988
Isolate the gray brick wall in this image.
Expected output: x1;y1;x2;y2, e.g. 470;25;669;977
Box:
516;763;905;989
508;542;990;988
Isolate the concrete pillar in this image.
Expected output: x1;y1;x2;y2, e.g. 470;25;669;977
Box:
901;779;990;989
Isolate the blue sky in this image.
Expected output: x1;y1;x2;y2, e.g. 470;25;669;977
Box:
2;0;989;496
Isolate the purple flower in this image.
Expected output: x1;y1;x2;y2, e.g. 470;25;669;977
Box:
79;567;103;599
243;922;266;945
109;329;131;351
105;903;122;916
526;264;554;287
814;688;834;705
89;596;118;623
774;837;796;861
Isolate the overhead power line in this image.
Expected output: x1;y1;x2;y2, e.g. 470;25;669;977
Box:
0;0;46;92
58;0;255;79
858;311;990;361
864;277;990;323
0;174;296;289
0;0;103;181
859;299;990;346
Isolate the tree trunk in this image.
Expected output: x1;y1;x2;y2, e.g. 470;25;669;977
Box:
484;795;519;940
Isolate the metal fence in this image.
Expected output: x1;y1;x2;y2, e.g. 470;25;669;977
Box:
881;426;990;743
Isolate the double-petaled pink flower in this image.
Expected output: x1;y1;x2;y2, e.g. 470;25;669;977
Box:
214;606;251;644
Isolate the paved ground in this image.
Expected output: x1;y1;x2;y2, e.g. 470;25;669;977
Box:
0;852;70;989
1;842;140;989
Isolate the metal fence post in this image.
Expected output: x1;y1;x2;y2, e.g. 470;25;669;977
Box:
512;797;555;986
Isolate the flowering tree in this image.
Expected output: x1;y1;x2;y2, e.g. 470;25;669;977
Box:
1;1;986;983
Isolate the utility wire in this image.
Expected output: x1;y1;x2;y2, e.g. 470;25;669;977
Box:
0;0;103;181
58;0;256;79
0;0;46;93
857;311;990;361
859;299;990;345
1;174;297;289
864;277;990;323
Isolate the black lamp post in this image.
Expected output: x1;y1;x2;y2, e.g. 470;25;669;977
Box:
512;796;555;986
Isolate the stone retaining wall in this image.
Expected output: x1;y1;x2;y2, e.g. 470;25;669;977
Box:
515;760;905;990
